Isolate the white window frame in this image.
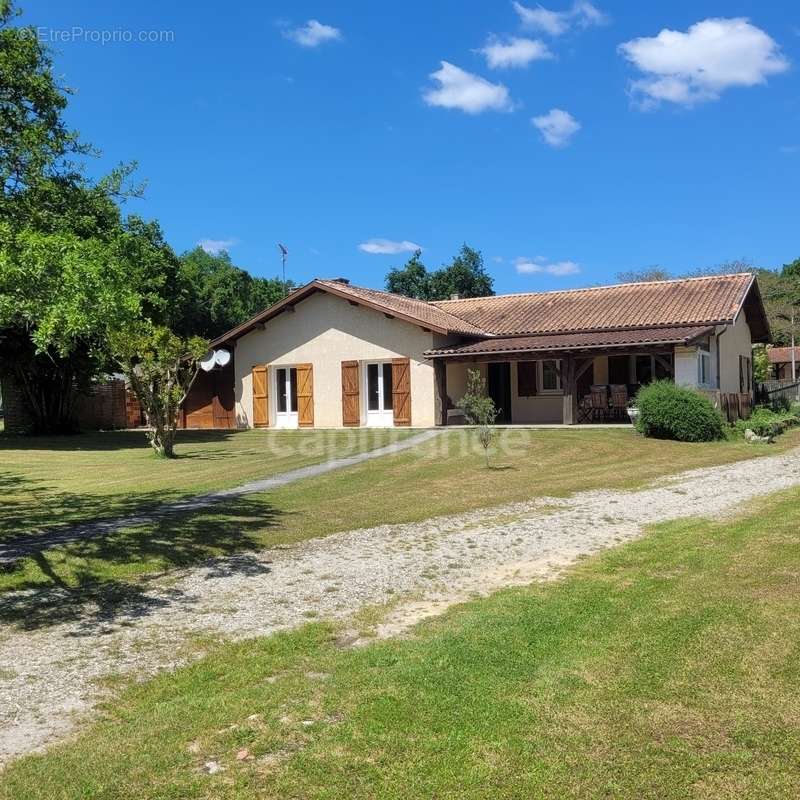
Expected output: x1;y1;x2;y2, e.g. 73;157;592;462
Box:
364;361;394;427
538;359;562;394
274;365;298;428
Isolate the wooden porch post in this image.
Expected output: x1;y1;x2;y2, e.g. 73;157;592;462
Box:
562;355;577;425
433;358;448;426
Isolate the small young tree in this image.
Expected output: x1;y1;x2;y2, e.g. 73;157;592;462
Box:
459;368;499;467
111;323;207;458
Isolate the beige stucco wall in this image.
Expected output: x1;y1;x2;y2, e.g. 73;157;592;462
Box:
717;313;753;394
674;315;752;394
233;291;437;428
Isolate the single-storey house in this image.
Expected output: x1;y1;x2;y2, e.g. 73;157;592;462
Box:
186;272;769;429
767;346;800;382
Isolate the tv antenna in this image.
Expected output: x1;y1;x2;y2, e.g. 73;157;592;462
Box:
277;243;288;294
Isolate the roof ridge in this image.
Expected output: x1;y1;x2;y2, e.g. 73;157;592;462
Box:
315;278;493;335
432;272;753;304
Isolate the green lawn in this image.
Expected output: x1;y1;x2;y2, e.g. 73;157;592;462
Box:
3;428;800;614
3;487;799;799
0;428;414;539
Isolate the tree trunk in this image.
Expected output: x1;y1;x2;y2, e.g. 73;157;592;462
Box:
149;423;176;458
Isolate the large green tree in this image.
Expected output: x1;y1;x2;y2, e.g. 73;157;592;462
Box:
0;0;89;206
386;244;494;301
177;247;291;339
0;1;192;433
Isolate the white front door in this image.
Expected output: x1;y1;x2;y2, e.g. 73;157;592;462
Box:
275;366;298;428
366;362;394;427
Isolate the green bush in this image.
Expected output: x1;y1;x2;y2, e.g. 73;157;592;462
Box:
769;394;792;413
735;406;800;439
634;381;724;442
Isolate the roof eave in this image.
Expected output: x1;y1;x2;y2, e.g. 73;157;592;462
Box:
209;279;481;346
424;326;714;359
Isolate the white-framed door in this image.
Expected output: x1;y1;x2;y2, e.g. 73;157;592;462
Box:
274;366;299;428
365;361;394;427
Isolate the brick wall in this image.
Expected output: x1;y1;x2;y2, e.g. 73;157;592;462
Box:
74;379;129;430
0;376;34;434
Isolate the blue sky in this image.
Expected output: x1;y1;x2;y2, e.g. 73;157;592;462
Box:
21;0;800;293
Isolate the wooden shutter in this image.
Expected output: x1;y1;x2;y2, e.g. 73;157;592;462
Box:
391;358;411;426
252;365;269;427
517;361;537;397
341;361;360;426
296;363;314;427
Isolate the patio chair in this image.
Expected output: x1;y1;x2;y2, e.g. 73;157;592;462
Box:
589;385;609;422
609;384;628;421
577;394;593;423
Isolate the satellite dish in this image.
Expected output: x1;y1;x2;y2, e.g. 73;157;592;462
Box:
214;349;231;368
199;351;216;372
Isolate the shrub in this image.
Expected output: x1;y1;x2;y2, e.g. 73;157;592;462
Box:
769;393;792;413
734;406;800;439
634;381;724;442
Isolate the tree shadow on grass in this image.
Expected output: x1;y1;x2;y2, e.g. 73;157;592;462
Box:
0;471;198;544
0;428;244;453
0;495;285;633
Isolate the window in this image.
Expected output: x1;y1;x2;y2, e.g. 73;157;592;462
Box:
276;367;298;413
635;355;653;385
517;361;537;397
654;353;673;381
698;350;712;387
540;360;561;393
609;354;673;387
367;362;393;412
608;355;630;385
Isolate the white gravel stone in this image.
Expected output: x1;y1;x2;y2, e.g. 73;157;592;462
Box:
1;447;799;767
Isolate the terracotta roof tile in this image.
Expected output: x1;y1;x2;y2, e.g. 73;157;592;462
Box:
314;280;489;336
432;273;755;336
768;346;800;364
426;326;714;357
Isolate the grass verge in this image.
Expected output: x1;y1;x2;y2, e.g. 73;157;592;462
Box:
3;487;799;798
3;428;799;609
0;428;415;539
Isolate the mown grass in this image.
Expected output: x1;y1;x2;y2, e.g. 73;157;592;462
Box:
3;428;799;619
3;487;799;799
0;428;414;539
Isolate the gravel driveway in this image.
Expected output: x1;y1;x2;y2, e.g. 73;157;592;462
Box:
1;447;799;767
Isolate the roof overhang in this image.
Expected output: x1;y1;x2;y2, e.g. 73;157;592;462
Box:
425;325;715;359
737;275;771;343
210;279;460;347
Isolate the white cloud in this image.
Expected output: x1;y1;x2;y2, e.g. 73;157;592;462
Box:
198;238;238;255
479;35;553;69
422;61;513;114
358;239;422;255
515;257;580;276
513;1;607;37
284;19;342;48
618;17;789;108
532;108;581;147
